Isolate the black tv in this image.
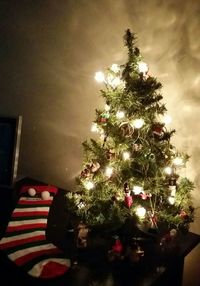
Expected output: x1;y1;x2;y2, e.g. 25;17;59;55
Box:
0;116;22;186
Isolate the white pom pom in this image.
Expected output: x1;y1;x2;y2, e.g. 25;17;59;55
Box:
41;191;50;200
28;188;36;197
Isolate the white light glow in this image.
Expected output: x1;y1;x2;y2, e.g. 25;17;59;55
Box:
110;63;120;73
105;104;110;111
107;74;122;88
91;122;99;132
133;119;144;129
105;166;113;178
164;166;172;175
116;111;125;119
136;206;146;218
95;71;105;82
123;151;130;160
173;157;184;166
162;115;172;125
133;186;144;195
84;181;94;190
138;62;148;74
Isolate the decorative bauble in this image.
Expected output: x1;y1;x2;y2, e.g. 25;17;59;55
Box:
108;237;123;262
28;188;36;197
112;237;123;253
41;191;50;200
76;222;89;249
99;112;109;125
125;192;133;208
81;167;90;178
152;124;164;138
133;143;142;152
179;210;188;219
91;162;100;173
119;122;134;138
107;149;115;160
148;153;155;161
100;117;107;123
161;228;178;246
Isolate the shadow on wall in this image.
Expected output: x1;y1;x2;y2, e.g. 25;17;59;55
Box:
19;119;82;191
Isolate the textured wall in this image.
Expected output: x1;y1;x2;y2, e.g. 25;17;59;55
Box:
0;1;200;284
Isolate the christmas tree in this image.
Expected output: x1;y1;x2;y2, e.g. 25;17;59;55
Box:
66;29;195;233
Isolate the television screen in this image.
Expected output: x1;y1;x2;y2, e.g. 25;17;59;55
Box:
0;116;22;186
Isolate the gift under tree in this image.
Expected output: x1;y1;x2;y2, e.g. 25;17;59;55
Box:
66;29;195;235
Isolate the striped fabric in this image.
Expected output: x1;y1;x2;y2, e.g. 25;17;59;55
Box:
0;186;71;279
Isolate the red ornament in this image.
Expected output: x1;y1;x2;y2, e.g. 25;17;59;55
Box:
99;117;107;123
152;124;164;138
125;191;133;208
112;238;123;253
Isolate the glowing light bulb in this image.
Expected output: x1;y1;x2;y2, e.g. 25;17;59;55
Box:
95;71;105;82
173;157;183;166
84;181;94;190
110;63;120;73
116;111;125;119
105;104;110;111
105;166;113;178
91;122;98;132
136;206;146;218
164;166;173;175
133;186;144;195
138;62;148;74
123;151;130;160
162;115;172;125
112;77;121;87
107;74;121;88
134;119;144;129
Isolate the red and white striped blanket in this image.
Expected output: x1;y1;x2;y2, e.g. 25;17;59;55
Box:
0;185;71;279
